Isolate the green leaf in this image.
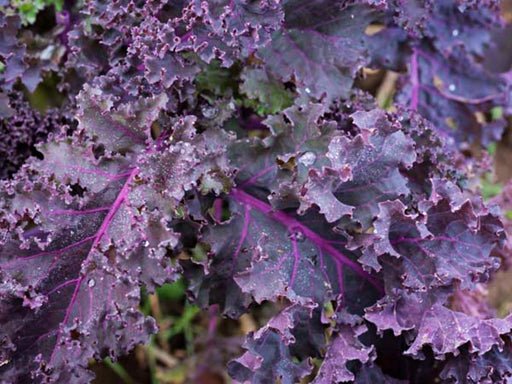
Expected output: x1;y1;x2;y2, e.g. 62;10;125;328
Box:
103;357;137;384
195;60;240;96
481;178;502;200
11;0;64;25
139;286;151;316
163;303;200;340
491;106;504;120
486;142;497;156
240;67;294;115
191;243;208;263
156;279;186;301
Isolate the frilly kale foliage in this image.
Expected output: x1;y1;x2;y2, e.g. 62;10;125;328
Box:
1;1;512;383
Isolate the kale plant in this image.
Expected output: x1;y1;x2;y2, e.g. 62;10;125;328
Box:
1;1;512;383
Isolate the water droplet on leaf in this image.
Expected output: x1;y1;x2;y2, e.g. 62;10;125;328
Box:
289;230;305;242
88;279;96;287
201;105;218;119
448;84;456;92
298;151;316;166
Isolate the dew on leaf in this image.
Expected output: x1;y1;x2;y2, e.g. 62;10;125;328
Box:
201;105;218;119
298;151;316;166
288;230;305;242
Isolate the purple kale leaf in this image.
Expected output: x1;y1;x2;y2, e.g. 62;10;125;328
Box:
197;104;505;383
312;311;374;384
401;45;507;147
353;364;408;384
364;0;509;146
228;305;313;384
257;0;380;101
0;83;233;382
366;197;502;293
440;343;512;384
175;0;284;65
300;109;416;229
228;187;381;308
0;91;70;180
1;1;511;383
0;14;26;89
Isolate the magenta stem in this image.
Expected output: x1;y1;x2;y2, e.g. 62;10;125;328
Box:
49;169;138;364
410;48;419;111
207;304;219;341
229;188;384;294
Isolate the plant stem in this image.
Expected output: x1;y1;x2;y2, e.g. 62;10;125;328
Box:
104;357;137;384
